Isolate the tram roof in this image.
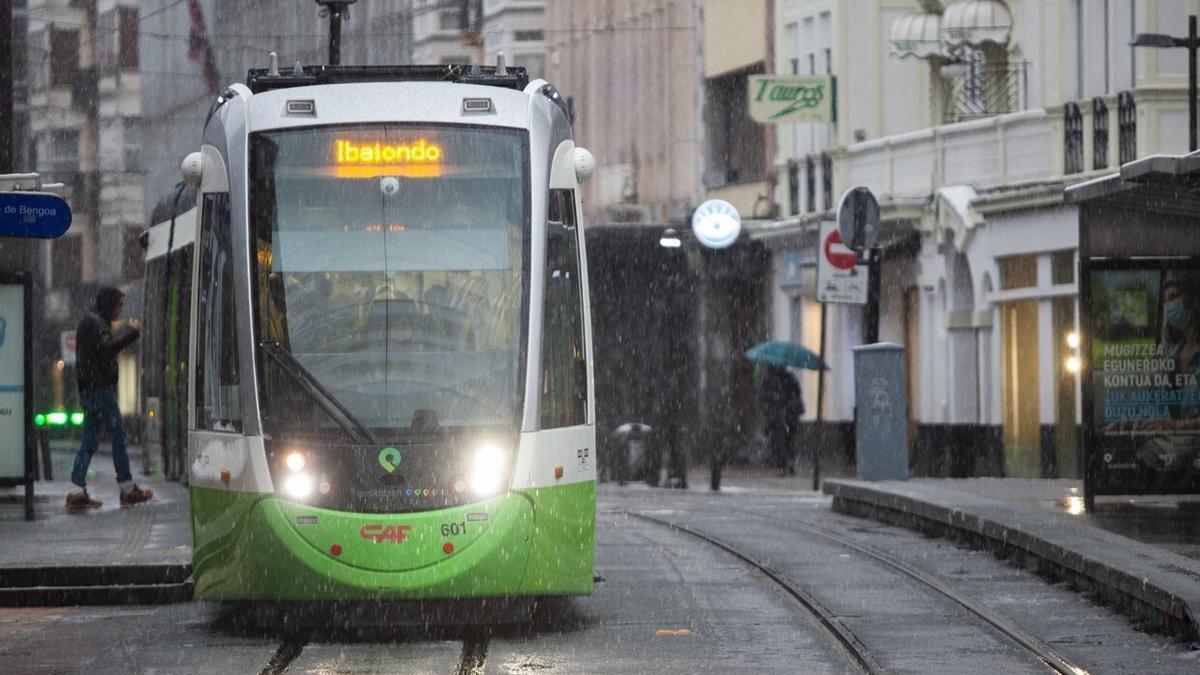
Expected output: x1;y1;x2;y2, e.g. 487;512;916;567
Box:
245;64;529;95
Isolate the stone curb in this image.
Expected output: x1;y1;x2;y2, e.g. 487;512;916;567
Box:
0;564;193;606
823;479;1200;641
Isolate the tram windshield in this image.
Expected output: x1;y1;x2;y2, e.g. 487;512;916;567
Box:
249;124;528;437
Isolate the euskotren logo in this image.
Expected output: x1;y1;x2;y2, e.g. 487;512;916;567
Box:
378;446;402;473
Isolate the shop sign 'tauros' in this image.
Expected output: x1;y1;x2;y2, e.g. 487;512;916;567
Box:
748;75;836;124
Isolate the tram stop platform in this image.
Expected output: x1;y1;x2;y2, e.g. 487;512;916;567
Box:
0;442;192;606
823;477;1200;641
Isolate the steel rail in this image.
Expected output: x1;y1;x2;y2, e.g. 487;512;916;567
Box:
724;505;1089;675
456;628;490;675
260;639;305;675
627;511;882;674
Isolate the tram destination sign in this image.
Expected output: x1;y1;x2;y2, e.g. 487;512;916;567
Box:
0;192;72;239
748;74;836;124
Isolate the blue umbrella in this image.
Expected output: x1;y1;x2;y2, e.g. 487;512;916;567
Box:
744;340;829;371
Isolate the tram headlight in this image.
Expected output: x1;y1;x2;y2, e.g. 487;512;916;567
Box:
283;473;314;500
285;451;306;472
468;443;508;497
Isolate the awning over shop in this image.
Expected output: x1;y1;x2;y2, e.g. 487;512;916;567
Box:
941;0;1012;48
889;12;944;60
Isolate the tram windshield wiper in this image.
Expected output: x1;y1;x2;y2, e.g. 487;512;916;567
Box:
258;341;380;446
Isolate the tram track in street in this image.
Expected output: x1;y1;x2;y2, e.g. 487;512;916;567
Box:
631;504;1089;675
720;504;1088;675
252;625;491;674
455;628;490;675
259;638;306;675
625;510;884;674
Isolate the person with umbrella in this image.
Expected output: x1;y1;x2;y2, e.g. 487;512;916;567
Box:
759;365;804;475
745;341;825;476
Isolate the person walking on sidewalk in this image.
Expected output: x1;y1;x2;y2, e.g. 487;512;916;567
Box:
759;364;804;476
65;287;153;511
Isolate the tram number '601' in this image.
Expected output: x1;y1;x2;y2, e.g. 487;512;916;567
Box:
441;522;467;537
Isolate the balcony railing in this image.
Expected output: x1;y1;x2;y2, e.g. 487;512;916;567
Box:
943;61;1029;124
840;91;1143;204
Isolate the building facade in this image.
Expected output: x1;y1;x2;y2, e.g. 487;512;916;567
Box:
544;0;706;223
25;0;145;416
140;0;415;221
759;0;1196;478
544;1;777;477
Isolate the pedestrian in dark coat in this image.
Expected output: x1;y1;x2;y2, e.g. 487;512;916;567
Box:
759;365;804;475
66;287;153;510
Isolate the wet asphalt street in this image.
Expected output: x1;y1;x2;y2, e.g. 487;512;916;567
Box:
2;482;1197;674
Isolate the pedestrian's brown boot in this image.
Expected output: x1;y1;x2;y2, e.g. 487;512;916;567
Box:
66;489;103;511
119;485;153;507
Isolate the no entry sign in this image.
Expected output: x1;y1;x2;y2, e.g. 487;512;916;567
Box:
817;220;868;304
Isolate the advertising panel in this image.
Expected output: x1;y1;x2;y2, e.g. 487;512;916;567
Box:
1085;260;1200;495
0;282;26;480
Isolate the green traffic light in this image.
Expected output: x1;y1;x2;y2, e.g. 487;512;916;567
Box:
46;412;68;426
70;412;85;426
34;414;45;426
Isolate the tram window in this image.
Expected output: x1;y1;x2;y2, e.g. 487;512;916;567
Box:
195;192;242;432
540;189;588;428
142;257;166;400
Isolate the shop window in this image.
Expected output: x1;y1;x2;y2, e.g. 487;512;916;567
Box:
1051;251;1075;285
1000;255;1037;290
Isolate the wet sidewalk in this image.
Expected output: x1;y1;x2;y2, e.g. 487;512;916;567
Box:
823;477;1200;640
0;443;191;604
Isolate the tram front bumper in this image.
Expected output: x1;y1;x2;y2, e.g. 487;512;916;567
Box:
191;488;535;601
190;481;595;601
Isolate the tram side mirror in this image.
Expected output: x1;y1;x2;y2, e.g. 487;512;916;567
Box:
181;151;203;187
574;147;595;183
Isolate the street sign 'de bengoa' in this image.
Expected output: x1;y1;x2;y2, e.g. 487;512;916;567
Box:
0;192;73;239
748;74;836;124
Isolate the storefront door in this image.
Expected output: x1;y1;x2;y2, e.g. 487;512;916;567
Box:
1002;299;1041;477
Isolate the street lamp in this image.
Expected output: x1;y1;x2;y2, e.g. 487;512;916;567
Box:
1132;15;1200;151
659;228;682;248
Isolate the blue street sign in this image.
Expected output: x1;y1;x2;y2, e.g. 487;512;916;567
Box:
0;192;72;238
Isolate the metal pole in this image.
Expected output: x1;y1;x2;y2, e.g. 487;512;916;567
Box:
865;248;881;344
1190;15;1197;152
329;5;343;65
813;302;827;491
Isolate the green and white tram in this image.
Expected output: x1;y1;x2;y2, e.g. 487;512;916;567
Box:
179;64;596;601
140;187;196;483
